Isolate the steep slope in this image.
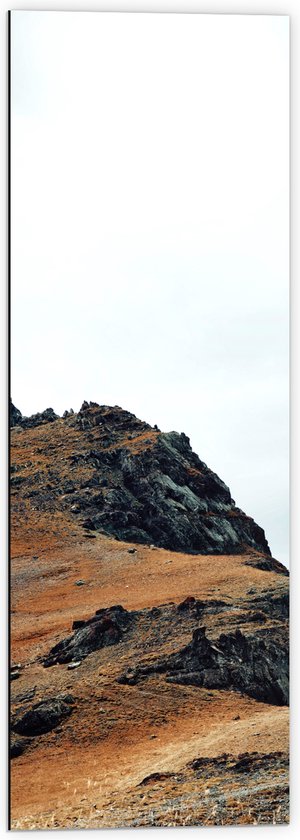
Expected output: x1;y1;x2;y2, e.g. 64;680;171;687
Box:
10;400;271;556
10;400;289;828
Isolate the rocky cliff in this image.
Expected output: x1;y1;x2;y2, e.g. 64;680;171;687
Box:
10;399;272;557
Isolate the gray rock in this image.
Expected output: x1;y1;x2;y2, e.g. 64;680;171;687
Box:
12;696;74;736
43;605;135;667
119;623;289;706
10;401;22;427
10;736;31;758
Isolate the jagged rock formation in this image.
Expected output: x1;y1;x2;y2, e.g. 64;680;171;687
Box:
10;401;23;427
10;399;58;429
121;588;288;706
10;400;271;556
43;605;135;667
41;589;289;706
119;623;288;706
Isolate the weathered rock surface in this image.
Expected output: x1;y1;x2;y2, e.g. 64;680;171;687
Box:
42;588;289;707
43;605;135;667
10;400;58;429
244;555;289;576
10;400;273;556
12;695;75;736
10;736;31;759
10;401;23;427
118;609;289;705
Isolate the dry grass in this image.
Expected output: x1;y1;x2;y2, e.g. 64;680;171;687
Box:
10;416;289;829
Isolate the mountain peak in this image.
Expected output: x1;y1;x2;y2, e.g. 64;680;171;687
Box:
10;399;273;559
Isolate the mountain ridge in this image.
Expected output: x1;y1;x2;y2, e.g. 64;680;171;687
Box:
10;399;273;558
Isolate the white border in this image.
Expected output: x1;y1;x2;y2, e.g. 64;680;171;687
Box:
1;2;298;838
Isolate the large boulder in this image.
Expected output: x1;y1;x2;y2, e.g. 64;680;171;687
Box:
43;605;135;667
12;695;75;736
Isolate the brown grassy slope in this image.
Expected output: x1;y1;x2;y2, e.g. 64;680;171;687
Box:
10;529;289;827
10;415;289;828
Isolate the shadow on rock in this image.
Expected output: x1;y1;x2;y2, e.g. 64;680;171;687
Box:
119;625;289;706
43;605;135;667
12;695;76;737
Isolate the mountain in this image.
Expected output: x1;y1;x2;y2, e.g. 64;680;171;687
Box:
10;399;272;557
10;400;289;828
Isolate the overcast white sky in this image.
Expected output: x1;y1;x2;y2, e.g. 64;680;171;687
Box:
11;12;289;565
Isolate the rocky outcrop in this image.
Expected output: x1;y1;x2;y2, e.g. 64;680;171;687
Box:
42;590;289;707
118;618;289;706
103;430;271;555
10;401;22;427
244;555;289;576
10;400;272;556
43;605;135;667
10;400;58;429
12;695;75;736
10;736;31;759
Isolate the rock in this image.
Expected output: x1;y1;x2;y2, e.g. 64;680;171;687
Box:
67;661;82;670
128;548;137;554
12;687;36;704
89;424;272;554
59;694;76;704
11;400;273;557
247;591;289;621
43;605;135;667
10;736;31;758
18;408;59;429
12;696;74;736
82;518;97;530
10;401;22;427
178;596;196;610
177;596;204;615
10;663;23;681
119;623;289;706
247;610;267;623
244;556;289;576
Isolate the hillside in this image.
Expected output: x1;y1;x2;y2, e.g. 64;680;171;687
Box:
10;401;289;828
10;399;273;556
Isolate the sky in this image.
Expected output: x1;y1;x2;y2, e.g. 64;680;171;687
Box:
11;12;289;566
